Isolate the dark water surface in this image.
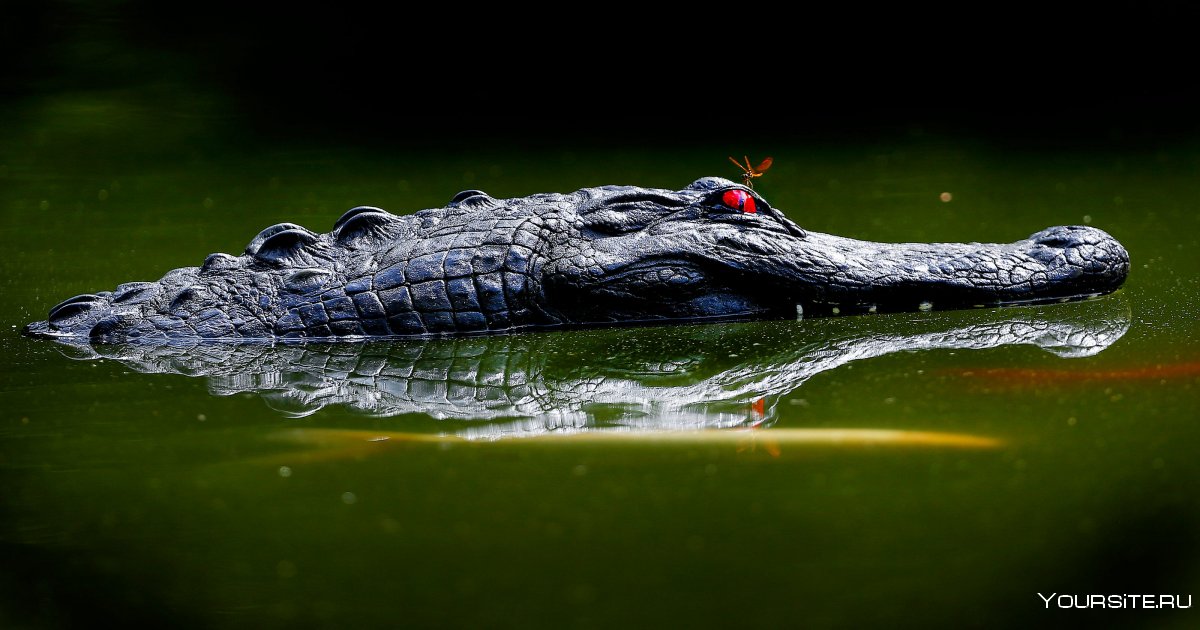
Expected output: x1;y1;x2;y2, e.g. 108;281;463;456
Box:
2;110;1199;628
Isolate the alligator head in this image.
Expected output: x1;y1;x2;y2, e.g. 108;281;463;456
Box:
24;177;1131;343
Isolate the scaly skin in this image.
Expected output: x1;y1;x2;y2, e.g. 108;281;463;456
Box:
23;177;1130;344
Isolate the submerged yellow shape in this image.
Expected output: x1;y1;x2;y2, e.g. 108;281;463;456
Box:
265;427;1002;455
518;428;1001;448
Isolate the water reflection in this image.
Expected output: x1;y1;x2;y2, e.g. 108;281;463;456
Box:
44;297;1131;438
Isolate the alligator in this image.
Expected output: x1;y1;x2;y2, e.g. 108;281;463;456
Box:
23;177;1131;344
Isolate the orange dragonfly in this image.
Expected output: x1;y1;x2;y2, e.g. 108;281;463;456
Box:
728;155;773;188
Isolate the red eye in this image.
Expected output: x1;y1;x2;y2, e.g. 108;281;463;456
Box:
721;189;757;214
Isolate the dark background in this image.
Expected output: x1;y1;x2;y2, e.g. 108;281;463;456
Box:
3;2;1197;152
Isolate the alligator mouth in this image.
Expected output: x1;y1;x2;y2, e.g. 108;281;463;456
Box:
760;224;1131;314
599;258;707;288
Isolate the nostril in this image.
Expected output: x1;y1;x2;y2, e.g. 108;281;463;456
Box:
1036;236;1072;249
48;294;101;324
1031;225;1094;249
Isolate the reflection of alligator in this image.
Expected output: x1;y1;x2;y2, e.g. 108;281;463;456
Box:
52;299;1130;437
25;177;1129;343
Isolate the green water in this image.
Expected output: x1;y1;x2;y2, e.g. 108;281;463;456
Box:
2;101;1199;628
